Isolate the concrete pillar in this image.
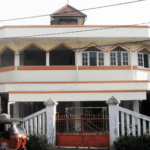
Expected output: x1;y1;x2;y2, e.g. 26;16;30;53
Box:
46;52;50;66
133;100;139;113
133;100;139;125
13;102;19;119
106;96;120;150
19;102;24;118
105;52;110;66
14;53;20;67
44;98;58;148
75;102;81;132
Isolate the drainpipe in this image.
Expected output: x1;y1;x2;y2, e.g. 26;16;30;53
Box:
8;102;15;116
130;39;135;80
75;38;79;81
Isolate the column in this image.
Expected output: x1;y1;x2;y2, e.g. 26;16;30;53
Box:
13;102;19;119
75;50;79;81
106;96;120;150
75;102;81;132
14;53;19;81
133;100;139;113
19;102;24;118
14;53;20;67
46;52;50;66
105;52;110;66
44;98;58;148
133;100;139;125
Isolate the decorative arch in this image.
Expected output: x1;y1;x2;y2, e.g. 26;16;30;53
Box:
0;46;15;68
49;43;75;66
133;45;150;52
79;42;106;53
0;45;16;54
48;43;73;52
18;43;47;53
107;44;130;52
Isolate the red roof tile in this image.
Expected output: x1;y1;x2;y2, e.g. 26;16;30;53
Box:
51;5;87;17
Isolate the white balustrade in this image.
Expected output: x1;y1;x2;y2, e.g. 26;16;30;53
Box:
118;106;150;137
38;115;42;135
42;113;46;135
107;97;150;150
21;108;46;136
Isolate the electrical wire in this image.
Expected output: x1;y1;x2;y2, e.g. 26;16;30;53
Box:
0;0;146;23
0;38;150;57
0;21;150;40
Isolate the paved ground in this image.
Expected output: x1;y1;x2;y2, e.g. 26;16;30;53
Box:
56;147;109;150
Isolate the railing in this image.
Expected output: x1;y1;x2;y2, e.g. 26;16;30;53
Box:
56;114;109;135
21;108;46;136
118;106;150;137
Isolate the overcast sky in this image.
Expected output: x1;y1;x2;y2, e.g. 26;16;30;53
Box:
0;0;150;27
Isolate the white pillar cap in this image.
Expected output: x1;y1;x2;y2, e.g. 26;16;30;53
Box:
106;96;120;105
44;98;58;106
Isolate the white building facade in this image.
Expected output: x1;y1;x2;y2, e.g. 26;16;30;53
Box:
0;4;150;148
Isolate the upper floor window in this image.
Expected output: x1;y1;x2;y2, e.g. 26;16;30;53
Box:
110;46;129;66
138;48;150;68
82;46;104;66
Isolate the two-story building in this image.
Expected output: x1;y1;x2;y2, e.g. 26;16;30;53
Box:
0;4;150;148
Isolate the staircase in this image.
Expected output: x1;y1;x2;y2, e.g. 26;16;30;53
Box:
118;106;150;137
21;108;46;136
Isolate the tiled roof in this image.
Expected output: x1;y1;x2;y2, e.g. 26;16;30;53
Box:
51;4;87;17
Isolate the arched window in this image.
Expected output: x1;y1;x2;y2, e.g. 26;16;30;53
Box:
110;46;129;66
50;45;75;65
82;46;104;66
20;45;46;66
138;48;150;68
0;48;14;68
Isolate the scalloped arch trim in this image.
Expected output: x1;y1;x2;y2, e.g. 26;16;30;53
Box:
0;45;16;54
48;43;73;52
18;43;47;53
133;45;150;52
79;42;106;53
107;44;130;52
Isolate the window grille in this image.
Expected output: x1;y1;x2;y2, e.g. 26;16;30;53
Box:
82;52;88;66
110;46;129;66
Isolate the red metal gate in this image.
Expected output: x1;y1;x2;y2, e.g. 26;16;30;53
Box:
56;114;109;148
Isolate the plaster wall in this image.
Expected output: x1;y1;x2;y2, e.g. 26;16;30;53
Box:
0;69;150;82
134;70;150;80
17;70;76;81
9;92;146;102
3;27;149;38
1;82;147;92
0;71;15;82
78;70;131;81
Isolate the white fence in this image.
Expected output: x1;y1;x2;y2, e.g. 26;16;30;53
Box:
22;108;46;136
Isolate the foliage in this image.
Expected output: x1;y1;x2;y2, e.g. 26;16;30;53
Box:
26;135;48;150
114;135;150;150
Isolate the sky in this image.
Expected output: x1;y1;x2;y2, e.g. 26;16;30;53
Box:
0;0;150;27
